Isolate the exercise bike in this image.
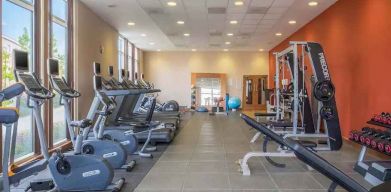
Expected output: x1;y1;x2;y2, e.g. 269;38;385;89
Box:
48;58;136;171
13;50;124;191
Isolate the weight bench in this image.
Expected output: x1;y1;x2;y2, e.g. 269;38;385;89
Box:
240;113;389;192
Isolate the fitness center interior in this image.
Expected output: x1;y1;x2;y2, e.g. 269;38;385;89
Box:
0;0;390;191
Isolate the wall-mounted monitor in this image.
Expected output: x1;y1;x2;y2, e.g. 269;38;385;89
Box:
109;66;114;76
14;50;29;71
94;62;101;75
48;58;59;75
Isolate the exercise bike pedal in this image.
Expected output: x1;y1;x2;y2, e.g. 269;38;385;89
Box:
139;152;153;158
145;146;157;152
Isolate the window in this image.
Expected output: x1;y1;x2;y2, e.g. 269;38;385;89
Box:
50;0;68;144
2;0;35;159
127;42;133;80
118;36;125;80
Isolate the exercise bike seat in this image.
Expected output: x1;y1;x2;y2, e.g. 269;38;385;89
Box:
70;119;92;128
0;107;19;124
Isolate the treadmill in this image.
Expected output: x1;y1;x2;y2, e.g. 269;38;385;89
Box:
86;63;174;143
109;69;180;130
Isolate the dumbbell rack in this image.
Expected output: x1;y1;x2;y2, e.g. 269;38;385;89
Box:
353;120;391;186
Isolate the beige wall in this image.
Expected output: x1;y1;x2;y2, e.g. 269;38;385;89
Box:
143;51;269;107
74;1;119;118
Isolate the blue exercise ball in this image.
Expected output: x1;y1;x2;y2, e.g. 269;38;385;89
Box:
196;106;208;112
228;97;241;110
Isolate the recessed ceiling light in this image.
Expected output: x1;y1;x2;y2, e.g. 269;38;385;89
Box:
192;49;197;52
230;20;238;24
234;1;244;6
308;1;318;6
225;41;231;45
149;42;155;45
184;33;190;37
127;22;135;26
157;49;161;51
167;1;177;6
177;20;185;25
259;49;264;52
275;33;282;36
223;49;229;52
141;34;147;37
227;33;234;36
288;20;296;24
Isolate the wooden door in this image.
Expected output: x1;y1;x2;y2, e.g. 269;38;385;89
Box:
242;75;268;110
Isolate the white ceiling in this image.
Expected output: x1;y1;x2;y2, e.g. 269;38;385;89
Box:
80;0;337;51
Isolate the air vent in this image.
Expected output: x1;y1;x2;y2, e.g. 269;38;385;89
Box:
247;7;268;14
237;33;252;38
208;7;226;14
209;44;221;47
145;8;165;15
167;33;179;37
209;32;222;37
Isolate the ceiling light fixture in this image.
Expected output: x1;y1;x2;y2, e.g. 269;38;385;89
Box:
227;33;234;36
288;20;296;24
234;1;244;6
230;20;238;24
275;32;282;36
141;33;147;37
192;49;197;52
184;33;190;37
308;1;318;6
149;42;155;45
259;49;264;52
177;20;185;25
225;42;231;45
167;1;177;6
224;49;229;52
127;22;135;26
157;49;161;51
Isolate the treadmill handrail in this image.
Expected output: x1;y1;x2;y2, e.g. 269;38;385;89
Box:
240;113;368;192
102;89;143;96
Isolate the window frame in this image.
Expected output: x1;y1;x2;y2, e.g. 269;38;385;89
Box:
48;0;72;147
1;0;39;166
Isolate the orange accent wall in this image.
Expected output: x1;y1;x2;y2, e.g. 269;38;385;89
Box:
269;0;391;138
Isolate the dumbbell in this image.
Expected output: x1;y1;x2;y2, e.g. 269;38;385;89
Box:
349;130;361;141
359;127;376;143
385;142;391;155
350;127;371;142
371;132;390;149
373;112;391;124
377;135;391;152
364;130;385;146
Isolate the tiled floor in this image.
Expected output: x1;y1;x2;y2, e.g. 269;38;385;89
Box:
9;112;386;192
135;112;383;192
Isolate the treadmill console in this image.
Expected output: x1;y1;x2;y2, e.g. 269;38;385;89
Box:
94;62;101;75
109;66;114;77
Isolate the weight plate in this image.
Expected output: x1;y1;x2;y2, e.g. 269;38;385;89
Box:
320;105;335;120
313;80;335;102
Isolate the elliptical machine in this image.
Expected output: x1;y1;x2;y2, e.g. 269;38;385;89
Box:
13;50;124;191
47;58;135;171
